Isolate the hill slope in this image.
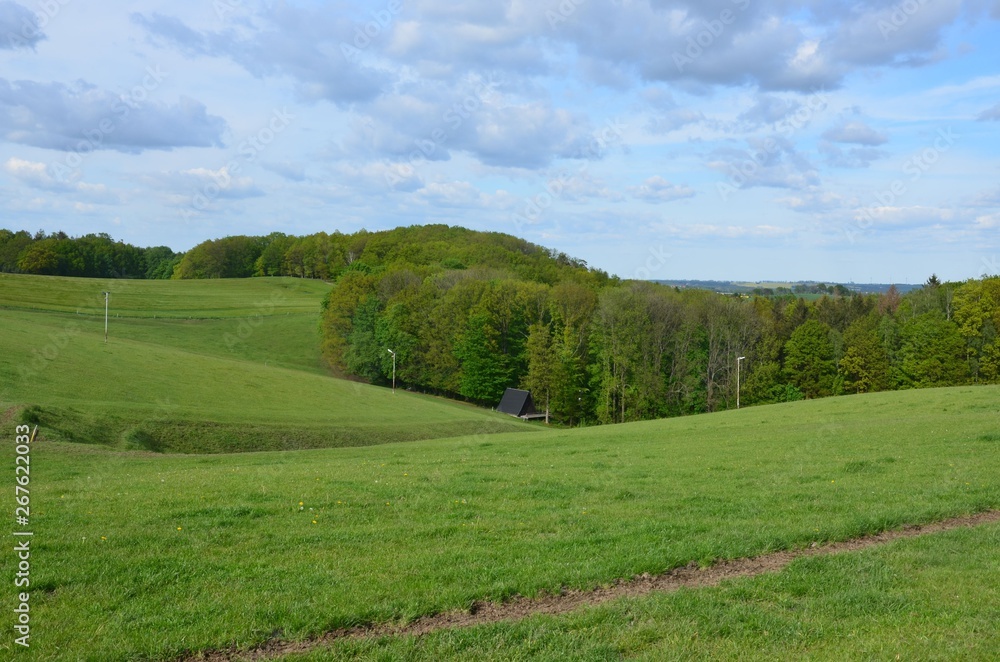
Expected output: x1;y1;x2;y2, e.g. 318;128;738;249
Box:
3;385;997;660
0;274;533;452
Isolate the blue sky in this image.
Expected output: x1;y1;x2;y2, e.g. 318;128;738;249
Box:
1;0;999;283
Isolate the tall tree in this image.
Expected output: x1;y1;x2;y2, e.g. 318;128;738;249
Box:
839;314;891;394
522;323;556;423
455;312;512;404
898;313;968;387
783;318;837;398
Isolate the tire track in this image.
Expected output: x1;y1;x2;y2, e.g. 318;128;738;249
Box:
185;510;1000;661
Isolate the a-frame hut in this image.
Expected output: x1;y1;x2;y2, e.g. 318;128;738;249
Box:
496;388;541;419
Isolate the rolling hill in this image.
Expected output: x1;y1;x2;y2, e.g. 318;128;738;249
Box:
0;274;534;452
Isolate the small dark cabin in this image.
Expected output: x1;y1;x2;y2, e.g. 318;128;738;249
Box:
496;388;539;418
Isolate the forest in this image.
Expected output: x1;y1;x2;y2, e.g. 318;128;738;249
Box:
317;229;1000;425
0;229;180;279
3;225;998;426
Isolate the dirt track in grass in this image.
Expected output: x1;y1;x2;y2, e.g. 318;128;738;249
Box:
186;510;1000;661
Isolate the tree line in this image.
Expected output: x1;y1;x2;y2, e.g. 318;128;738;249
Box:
3;226;596;283
317;229;1000;425
0;230;180;279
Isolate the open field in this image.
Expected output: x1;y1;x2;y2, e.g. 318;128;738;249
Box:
0;273;333;318
1;273;998;660
0;386;997;660
0;273;332;373
296;520;1000;660
0;276;533;451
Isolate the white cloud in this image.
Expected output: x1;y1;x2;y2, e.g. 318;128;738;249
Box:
0;78;226;153
974;212;1000;228
0;1;43;50
819;143;887;168
708;136;819;191
628;176;695;202
822;121;888;146
968;185;1000;208
3;157;120;203
977;103;1000;121
657;222;794;239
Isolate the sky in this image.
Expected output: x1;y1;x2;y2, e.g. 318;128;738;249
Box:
1;0;999;284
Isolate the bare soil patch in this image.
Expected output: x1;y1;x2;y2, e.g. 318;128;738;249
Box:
186;510;1000;661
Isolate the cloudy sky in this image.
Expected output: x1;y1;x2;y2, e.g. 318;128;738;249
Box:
2;0;999;283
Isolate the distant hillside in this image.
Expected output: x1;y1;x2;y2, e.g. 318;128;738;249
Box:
0;273;533;453
655;280;921;296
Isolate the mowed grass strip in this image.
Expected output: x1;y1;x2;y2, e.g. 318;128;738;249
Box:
289;522;1000;661
3;306;326;375
1;386;997;660
0;273;332;372
0;273;332;318
0;309;532;452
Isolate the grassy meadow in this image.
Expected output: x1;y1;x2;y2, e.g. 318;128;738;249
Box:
1;387;998;659
0;275;532;452
300;521;1000;660
0;273;998;660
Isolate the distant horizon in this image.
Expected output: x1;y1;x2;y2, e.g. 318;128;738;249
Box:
656;278;924;287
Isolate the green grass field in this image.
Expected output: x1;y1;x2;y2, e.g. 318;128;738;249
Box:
0;275;533;452
0;274;998;660
0;272;333;317
300;521;1000;660
1;387;998;660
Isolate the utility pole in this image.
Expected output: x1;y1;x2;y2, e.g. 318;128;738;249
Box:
737;356;746;409
103;291;110;344
387;349;396;394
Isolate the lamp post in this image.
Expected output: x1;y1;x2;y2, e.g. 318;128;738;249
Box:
102;291;110;344
386;349;396;394
736;356;746;409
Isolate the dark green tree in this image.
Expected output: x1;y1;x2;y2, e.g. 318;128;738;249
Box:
455;312;512;404
898;313;968;387
783;318;837;398
522;322;556;423
839;314;891;393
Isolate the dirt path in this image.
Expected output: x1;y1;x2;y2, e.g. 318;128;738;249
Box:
187;510;1000;661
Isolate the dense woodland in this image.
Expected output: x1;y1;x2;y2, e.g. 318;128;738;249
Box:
317;229;1000;424
4;225;999;425
0;229;181;279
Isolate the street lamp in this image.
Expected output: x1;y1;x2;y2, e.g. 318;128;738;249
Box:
736;356;746;409
386;349;396;394
102;291;110;344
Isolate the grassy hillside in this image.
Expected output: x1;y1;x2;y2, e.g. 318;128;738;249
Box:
306;522;1000;660
2;272;998;660
1;386;997;660
0;272;331;317
0;273;331;373
0;274;533;451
